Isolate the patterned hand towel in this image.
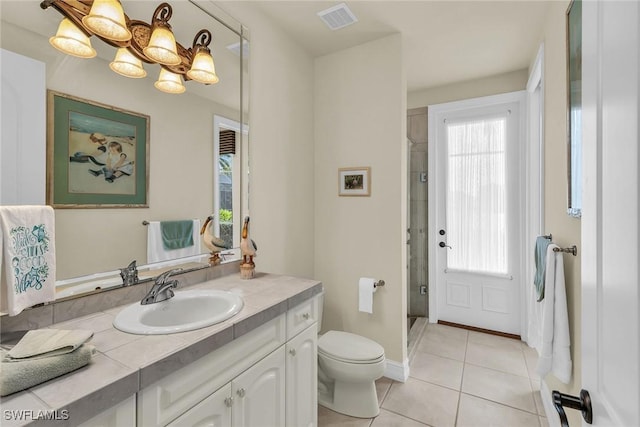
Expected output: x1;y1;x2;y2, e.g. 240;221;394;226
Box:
0;206;56;316
6;329;93;361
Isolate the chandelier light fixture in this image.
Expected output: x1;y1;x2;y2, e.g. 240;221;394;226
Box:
40;0;220;94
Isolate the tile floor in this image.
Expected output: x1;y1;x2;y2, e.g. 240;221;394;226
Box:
318;322;549;427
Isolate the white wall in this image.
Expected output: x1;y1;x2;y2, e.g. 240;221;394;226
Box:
314;34;408;365
219;2;316;279
408;69;528;109
537;2;582;426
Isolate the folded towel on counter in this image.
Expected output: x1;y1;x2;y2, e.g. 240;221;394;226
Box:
0;344;96;396
160;220;194;250
6;329;93;361
534;236;551;301
0;205;56;316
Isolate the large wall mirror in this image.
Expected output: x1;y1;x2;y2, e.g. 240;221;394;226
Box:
566;0;582;218
0;0;249;297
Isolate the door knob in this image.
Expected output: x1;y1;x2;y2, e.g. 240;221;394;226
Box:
552;389;593;427
439;242;452;249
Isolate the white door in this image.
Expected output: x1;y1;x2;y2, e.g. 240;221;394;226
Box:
232;347;286;427
285;325;318;427
167;384;232;427
428;92;525;335
580;0;639;426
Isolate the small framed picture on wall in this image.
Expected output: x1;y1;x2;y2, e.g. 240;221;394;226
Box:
338;167;371;197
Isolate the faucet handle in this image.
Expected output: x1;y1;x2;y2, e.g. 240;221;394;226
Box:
155;268;183;285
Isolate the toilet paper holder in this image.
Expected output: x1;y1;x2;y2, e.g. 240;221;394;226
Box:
374;280;385;288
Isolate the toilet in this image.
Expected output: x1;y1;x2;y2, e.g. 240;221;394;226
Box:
317;292;386;418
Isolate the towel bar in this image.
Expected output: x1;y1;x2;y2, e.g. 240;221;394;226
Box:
142;220;149;225
374;280;385;288
553;245;578;256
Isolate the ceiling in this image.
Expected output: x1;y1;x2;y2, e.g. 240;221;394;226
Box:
252;1;553;92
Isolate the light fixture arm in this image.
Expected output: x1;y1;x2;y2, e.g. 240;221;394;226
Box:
192;29;212;52
151;3;173;30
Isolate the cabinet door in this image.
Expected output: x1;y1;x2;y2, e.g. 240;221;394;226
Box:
232;347;286;427
78;395;136;427
167;383;232;427
286;324;318;427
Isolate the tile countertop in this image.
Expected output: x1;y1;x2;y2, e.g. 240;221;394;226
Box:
0;272;323;427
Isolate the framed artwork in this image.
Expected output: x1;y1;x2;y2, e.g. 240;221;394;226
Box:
47;91;149;208
338;167;371;197
566;0;582;218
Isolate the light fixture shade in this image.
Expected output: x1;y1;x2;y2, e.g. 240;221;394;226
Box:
109;48;147;78
154;68;185;94
186;50;219;84
82;0;131;42
49;18;97;58
144;26;181;66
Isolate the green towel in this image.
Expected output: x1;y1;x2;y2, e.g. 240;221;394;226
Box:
0;344;96;396
160;220;194;250
534;236;551;301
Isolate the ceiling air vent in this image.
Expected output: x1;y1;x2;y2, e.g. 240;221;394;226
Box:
317;3;358;31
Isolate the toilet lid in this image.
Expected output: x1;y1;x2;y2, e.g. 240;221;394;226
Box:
318;331;385;362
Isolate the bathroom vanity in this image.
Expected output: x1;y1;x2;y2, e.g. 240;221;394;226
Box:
1;272;321;427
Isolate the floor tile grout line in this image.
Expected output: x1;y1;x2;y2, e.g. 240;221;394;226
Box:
458;391;542;417
461;358;532;380
377;406;433;426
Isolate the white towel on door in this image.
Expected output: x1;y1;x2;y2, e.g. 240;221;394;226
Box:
146;219;201;264
536;244;572;383
0;206;56;316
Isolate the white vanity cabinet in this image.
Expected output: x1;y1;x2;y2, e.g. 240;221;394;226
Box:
78;395;136;427
167;383;232;427
137;294;320;427
232;346;286;426
286;324;318;427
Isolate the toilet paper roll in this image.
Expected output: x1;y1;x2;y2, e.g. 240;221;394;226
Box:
358;277;377;314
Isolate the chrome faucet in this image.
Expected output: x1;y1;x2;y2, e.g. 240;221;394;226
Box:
120;260;139;287
141;269;182;305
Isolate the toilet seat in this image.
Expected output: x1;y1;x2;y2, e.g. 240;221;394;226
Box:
318;331;385;363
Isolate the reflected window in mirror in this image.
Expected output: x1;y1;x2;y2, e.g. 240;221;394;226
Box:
214;116;249;250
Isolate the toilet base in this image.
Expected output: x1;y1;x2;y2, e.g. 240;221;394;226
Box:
318;379;380;418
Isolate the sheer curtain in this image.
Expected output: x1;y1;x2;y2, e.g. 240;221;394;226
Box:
446;116;508;275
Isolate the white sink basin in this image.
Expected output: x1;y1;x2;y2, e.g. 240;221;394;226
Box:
113;289;244;335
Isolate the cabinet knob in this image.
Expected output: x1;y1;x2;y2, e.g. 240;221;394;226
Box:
302;313;310;320
237;388;246;398
289;348;297;357
224;397;233;407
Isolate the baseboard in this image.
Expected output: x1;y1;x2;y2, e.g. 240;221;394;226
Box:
540;381;560;427
384;358;409;383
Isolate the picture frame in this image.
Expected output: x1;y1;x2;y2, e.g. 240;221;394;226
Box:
47;91;149;208
338;167;371;197
566;0;582;218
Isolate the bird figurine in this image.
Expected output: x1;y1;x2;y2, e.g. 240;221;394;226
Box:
200;215;230;265
240;216;257;275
